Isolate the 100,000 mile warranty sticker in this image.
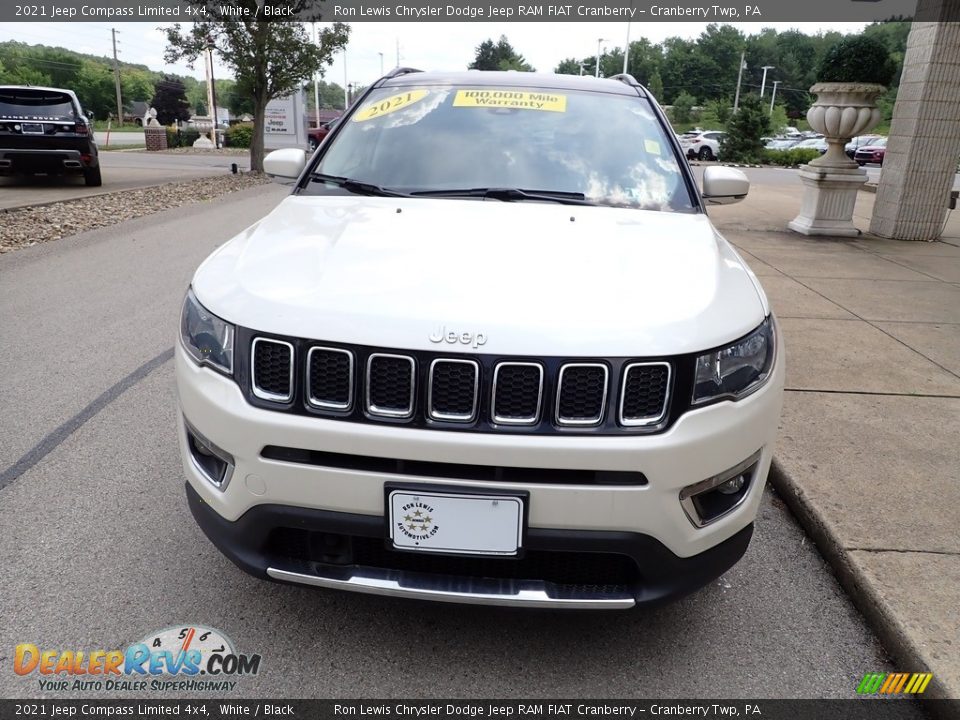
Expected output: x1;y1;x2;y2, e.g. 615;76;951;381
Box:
453;90;567;112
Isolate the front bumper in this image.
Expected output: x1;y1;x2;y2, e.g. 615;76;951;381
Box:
176;335;784;606
187;482;753;609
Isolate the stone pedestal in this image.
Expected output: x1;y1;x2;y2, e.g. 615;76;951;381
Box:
788;165;868;236
192;135;214;149
144;126;167;152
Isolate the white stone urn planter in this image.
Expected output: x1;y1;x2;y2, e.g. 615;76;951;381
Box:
789;83;885;236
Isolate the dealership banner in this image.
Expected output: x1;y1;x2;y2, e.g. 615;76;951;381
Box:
1;699;958;719
4;0;960;23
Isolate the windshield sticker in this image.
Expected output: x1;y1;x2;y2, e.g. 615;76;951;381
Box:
644;139;661;155
452;90;567;113
353;90;429;122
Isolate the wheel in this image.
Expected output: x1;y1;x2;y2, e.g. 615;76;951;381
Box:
83;166;102;187
857;161;865;167
697;147;713;161
308;139;318;151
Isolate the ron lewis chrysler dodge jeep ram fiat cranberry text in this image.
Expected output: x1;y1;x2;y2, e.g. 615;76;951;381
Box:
176;69;784;609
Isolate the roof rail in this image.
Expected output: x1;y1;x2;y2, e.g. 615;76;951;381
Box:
383;67;423;79
607;73;640;86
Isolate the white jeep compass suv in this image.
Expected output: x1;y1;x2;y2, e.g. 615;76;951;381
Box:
177;70;784;609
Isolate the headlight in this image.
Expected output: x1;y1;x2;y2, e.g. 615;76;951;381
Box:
180;288;234;375
692;317;775;405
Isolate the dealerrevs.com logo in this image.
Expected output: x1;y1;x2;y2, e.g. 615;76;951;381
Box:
14;625;261;693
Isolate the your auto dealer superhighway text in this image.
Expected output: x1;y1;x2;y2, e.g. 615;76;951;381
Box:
333;5;762;19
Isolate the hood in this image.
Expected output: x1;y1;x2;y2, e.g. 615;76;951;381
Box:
192;195;766;356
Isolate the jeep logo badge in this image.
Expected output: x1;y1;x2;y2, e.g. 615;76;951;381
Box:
429;326;487;349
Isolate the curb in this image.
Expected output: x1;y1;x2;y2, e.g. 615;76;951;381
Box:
768;459;955;713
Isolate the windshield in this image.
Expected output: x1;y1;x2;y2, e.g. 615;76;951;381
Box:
310;84;696;213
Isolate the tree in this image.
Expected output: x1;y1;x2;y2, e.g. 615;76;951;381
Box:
721;93;771;163
164;3;349;171
554;58;581;75
670;92;697;124
647;70;664;100
151;75;191;125
469;36;534;72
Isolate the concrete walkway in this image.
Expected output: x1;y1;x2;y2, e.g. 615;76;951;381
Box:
709;183;960;706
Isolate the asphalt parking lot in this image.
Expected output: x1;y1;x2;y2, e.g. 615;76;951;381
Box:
0;151;249;211
0;184;927;707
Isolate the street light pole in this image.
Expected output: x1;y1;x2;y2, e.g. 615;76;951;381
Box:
312;22;321;131
769;81;780;114
596;38;607;78
378;52;384;76
343;49;348;108
760;65;775;97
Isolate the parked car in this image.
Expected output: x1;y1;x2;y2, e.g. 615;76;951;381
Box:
855;137;888;165
308;118;339;151
680;130;725;160
792;137;828;154
845;135;884;159
765;138;800;151
178;69;784;609
0;85;101;186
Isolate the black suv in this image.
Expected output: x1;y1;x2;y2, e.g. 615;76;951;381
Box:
0;85;101;186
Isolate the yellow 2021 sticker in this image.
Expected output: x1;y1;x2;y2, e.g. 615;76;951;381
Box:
353;89;429;122
453;90;567;112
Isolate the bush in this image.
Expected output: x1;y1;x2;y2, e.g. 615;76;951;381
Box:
670;92;697;124
225;122;255;149
816;35;895;85
762;148;823;167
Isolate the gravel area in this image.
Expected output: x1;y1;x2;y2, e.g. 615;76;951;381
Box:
0;172;270;254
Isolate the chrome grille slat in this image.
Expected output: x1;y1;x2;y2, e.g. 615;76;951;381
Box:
619;362;671;427
366;353;416;418
428;358;479;422
492;362;543;425
555;363;608;426
307;346;354;411
251;338;294;402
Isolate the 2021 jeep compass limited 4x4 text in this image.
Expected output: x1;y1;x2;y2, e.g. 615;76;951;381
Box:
0;85;101;186
177;70;784;609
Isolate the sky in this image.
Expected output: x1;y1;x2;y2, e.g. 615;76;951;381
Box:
0;21;870;89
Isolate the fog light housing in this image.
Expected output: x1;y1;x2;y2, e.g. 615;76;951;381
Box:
679;451;761;528
184;418;234;490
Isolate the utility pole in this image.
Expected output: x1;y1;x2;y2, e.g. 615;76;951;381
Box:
733;50;745;113
312;22;321;129
207;36;219;148
760;65;775;97
622;23;631;75
378;52;384;76
769;81;780;114
204;42;216;146
111;29;123;124
343;49;348;108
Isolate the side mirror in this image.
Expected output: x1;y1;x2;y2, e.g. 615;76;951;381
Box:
263;148;307;180
702;166;749;205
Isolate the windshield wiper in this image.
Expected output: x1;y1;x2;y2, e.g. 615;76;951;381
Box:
310;173;411;198
410;187;595;206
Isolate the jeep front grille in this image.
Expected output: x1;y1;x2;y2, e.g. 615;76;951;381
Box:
241;331;677;435
251;338;293;402
366;353;415;418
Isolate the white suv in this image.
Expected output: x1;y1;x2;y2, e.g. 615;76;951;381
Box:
177;70;784;609
681;130;726;161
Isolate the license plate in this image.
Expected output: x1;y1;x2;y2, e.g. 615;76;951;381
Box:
21;123;43;134
388;490;523;556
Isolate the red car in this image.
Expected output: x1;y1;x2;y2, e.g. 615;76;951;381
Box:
308;118;339;151
854;137;887;165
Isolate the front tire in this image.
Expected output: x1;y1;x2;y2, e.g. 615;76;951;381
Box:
84;166;102;187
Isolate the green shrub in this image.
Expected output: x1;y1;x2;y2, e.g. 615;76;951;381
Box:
225;122;255;149
762;148;822;166
721;94;771;164
816;35;895;85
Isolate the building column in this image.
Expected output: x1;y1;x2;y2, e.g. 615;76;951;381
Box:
870;13;960;241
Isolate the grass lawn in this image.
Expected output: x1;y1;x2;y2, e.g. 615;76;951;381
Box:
92;121;144;132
